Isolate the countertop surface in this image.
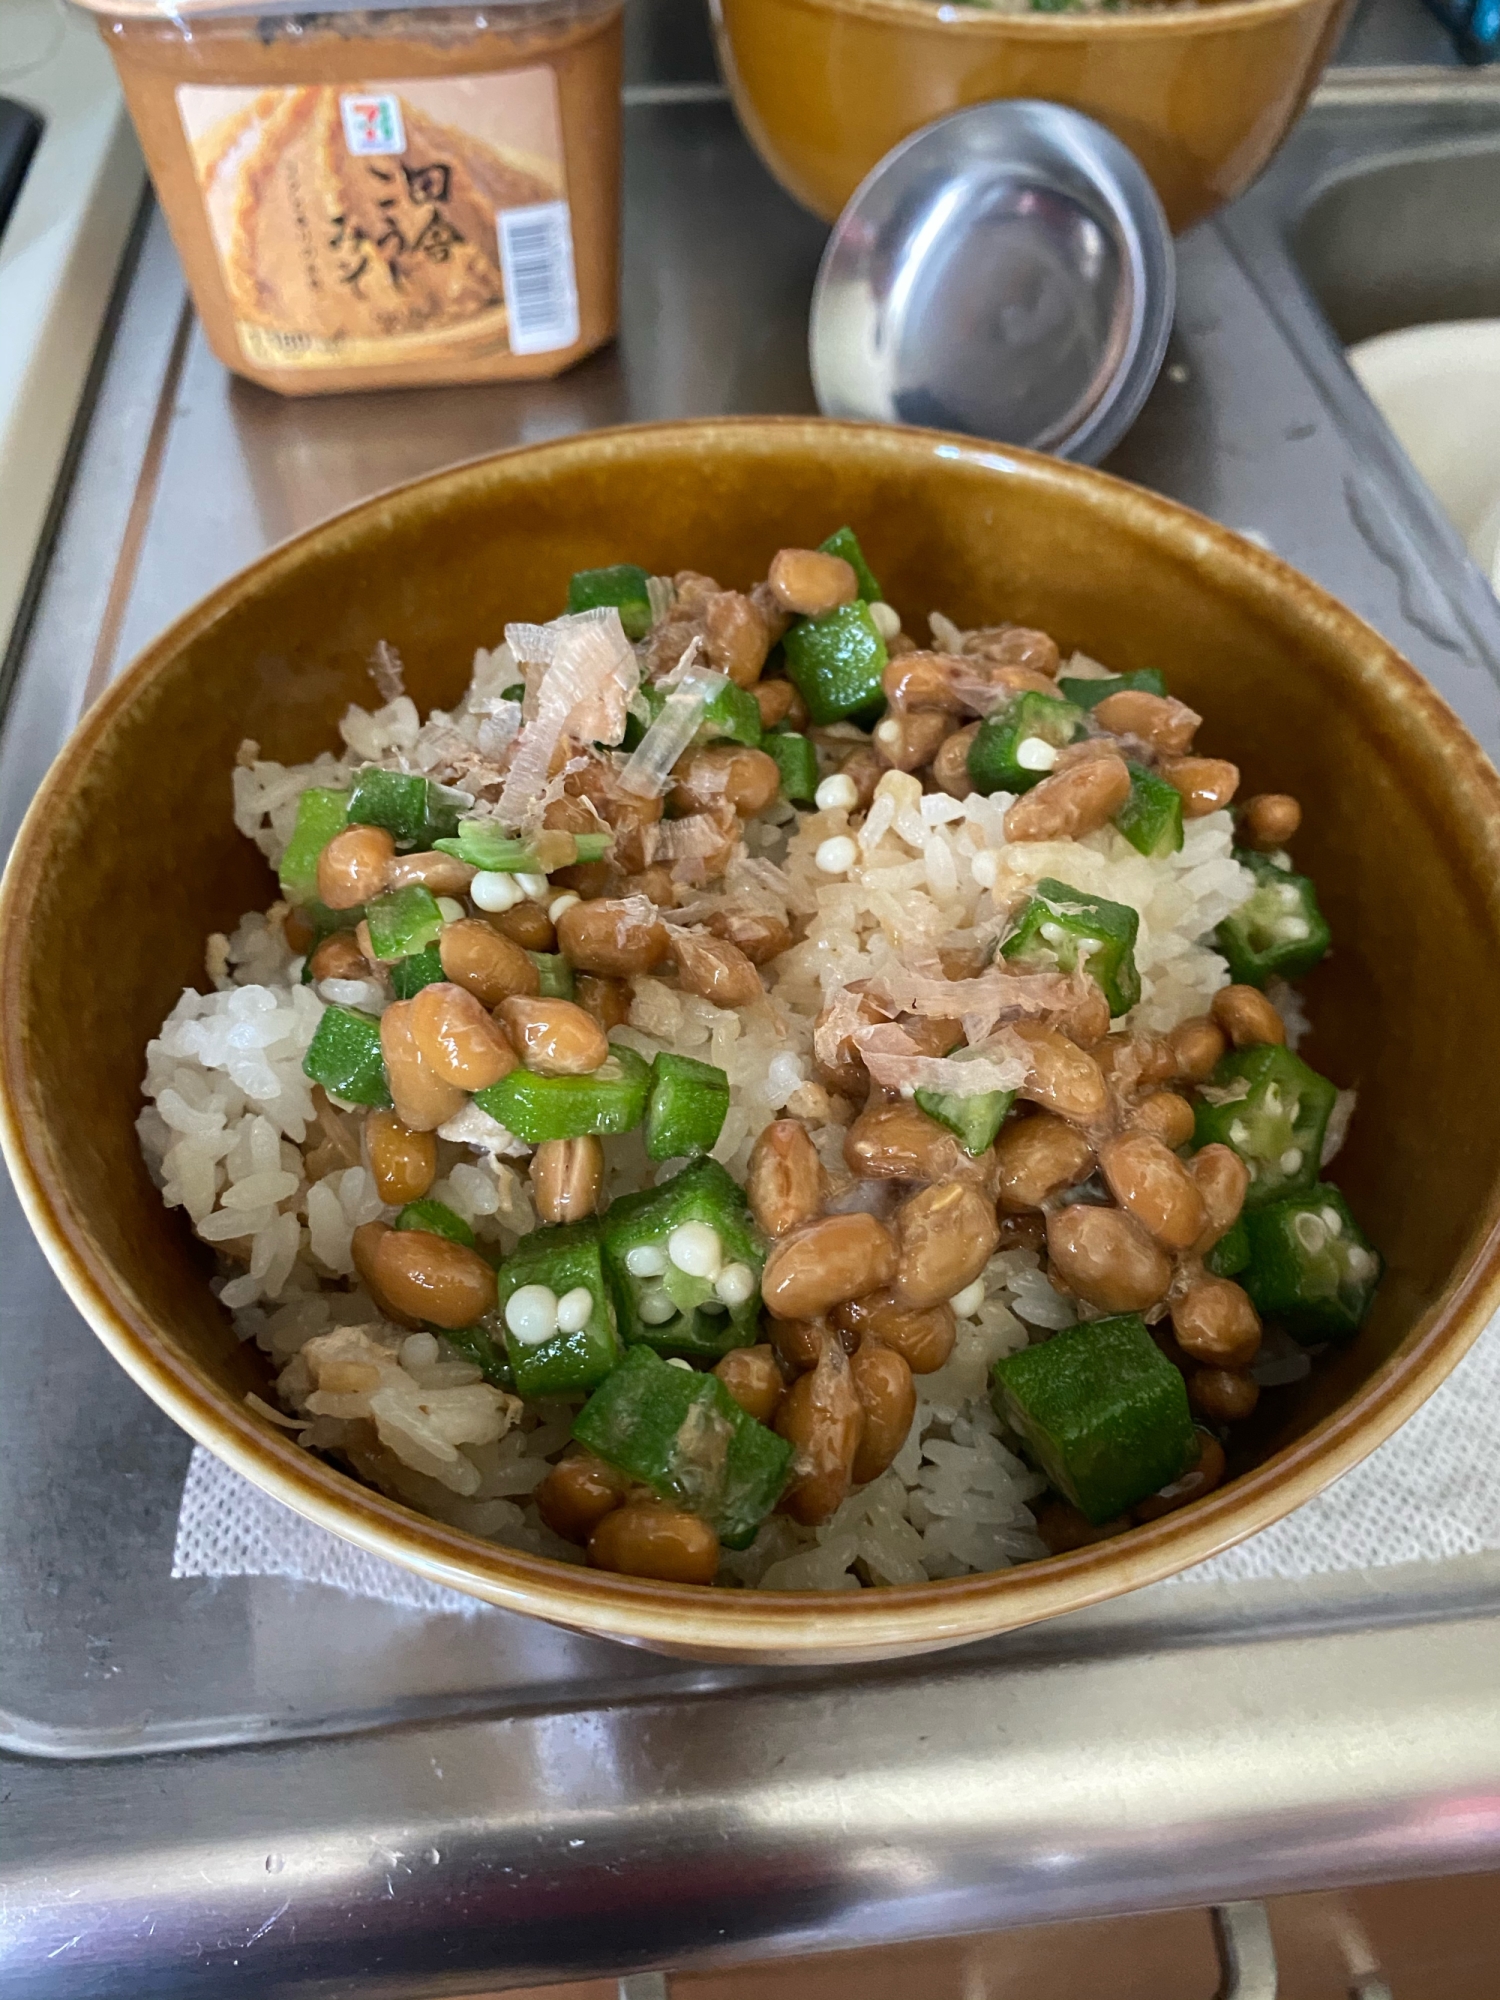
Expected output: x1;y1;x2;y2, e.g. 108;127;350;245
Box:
6;2;1500;1994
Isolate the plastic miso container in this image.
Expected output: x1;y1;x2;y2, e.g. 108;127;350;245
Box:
87;1;622;394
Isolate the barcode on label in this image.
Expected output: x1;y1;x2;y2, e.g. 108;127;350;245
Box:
496;200;580;356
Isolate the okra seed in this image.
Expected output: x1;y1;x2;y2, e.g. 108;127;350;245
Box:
472;872;524;912
638;1289;677;1325
668;1220;722;1279
874;718;903;750
815;773;859;812
949;1278;986;1319
1346;1246;1376;1279
1015;736;1059;773
815;835;858;875
505;1283;560;1346
869;601;901;641
555;1286;594;1335
714;1262;756;1307
515;871;549;900
1293;1213;1327;1254
1279;1147;1303;1174
549;892;581;923
400;1332;440;1369
1320;1206;1343;1234
625;1244;669;1278
436;897;466;923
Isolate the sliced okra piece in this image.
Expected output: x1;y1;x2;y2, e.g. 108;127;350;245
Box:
1056;667;1169;711
1114;760;1184;859
818;525;881;602
1242;1185;1381;1343
991;1313;1196;1524
495;1218;624;1398
396;1198;475;1249
783;601;888;725
474;1042;650;1143
278;787;348;904
913;1083;1016;1157
644;1053;731;1161
1000;876;1142;1018
1215;848;1331;987
1204;1215;1251;1280
572;1344;792;1548
967;690;1084;796
302;1004;391;1108
363;883;444;962
701;680;763;748
1192;1044;1337;1208
566;562;654;641
390;943;445;999
600;1157;766;1360
443;1317;514;1390
764;729;819;804
345;766;465;849
530;951;576;1000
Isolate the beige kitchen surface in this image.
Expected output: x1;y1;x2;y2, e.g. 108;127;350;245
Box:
477;1870;1500;1998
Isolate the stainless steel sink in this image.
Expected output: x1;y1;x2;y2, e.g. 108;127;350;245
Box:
6;22;1500;1999
1294;107;1500;342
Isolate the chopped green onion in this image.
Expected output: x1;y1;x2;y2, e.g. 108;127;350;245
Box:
764;729;819;803
474;1043;650;1143
1000;877;1142;1018
644;1053;731;1161
566;563;654;641
278;788;348;904
363;884;444;962
396;1198;475;1249
991;1313;1196;1524
434;821;611;874
783;601;888;726
818;525;881;602
302;1004;390;1107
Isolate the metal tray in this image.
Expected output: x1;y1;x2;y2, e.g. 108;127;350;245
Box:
6;4;1500;1991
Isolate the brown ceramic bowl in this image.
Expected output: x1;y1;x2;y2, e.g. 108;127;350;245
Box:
711;0;1354;234
5;417;1500;1665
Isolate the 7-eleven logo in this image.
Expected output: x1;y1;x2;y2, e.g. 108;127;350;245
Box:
340;93;406;157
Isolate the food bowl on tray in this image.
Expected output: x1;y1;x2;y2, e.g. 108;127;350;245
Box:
4;416;1500;1667
711;0;1356;235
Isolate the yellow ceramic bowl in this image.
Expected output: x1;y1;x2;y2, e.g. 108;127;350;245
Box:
5;418;1500;1665
711;0;1354;233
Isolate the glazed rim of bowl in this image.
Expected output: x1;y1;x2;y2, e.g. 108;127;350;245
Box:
738;0;1332;36
6;415;1500;1656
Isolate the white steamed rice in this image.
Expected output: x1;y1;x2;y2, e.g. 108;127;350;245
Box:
139;634;1263;1589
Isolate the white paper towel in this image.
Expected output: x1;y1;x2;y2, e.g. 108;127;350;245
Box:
173;1311;1500;1616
